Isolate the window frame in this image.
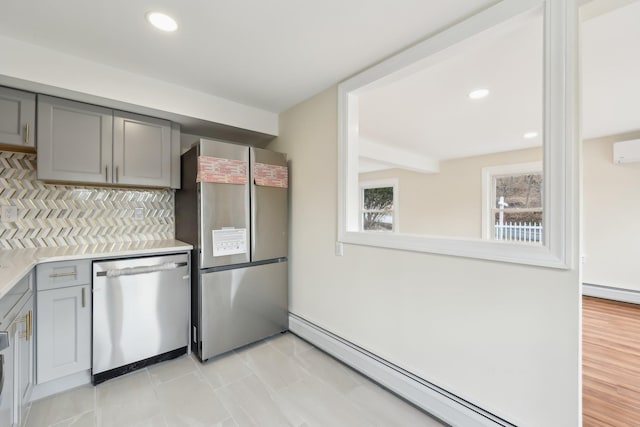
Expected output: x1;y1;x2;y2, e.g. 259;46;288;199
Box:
481;161;543;241
337;0;578;269
359;179;399;233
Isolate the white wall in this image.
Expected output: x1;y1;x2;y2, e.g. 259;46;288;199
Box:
0;35;278;136
270;87;580;426
583;132;640;291
360;147;542;237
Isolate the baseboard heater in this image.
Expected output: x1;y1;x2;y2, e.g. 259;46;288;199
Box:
289;314;515;427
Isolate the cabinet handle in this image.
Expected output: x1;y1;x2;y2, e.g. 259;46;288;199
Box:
27;311;32;340
105;165;109;182
115;166;119;183
25;123;30;145
48;271;77;278
18;311;31;340
82;287;86;308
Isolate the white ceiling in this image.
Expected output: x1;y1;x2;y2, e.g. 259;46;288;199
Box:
0;0;636;156
359;9;544;163
357;0;640;170
0;0;495;113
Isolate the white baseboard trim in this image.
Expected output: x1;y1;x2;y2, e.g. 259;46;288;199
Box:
582;283;640;305
288;314;514;427
29;370;91;402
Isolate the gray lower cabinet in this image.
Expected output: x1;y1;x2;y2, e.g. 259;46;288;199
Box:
0;86;36;149
0;270;34;427
37;95;173;188
35;260;91;384
14;293;33;427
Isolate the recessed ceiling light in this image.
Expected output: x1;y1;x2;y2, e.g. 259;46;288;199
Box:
523;131;539;139
468;89;489;100
146;12;178;32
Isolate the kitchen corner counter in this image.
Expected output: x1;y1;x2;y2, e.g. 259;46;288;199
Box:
0;240;193;300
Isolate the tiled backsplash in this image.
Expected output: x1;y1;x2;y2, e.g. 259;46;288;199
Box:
0;151;174;249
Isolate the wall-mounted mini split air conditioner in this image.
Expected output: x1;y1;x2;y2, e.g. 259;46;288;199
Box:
613;139;640;164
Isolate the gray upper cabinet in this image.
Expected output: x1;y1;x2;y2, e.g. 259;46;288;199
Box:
0;86;36;149
37;95;176;188
113;111;171;187
37;95;113;184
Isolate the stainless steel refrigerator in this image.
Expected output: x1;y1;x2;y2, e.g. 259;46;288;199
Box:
176;139;288;361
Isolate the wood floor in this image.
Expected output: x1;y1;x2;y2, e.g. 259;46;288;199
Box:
583;296;640;426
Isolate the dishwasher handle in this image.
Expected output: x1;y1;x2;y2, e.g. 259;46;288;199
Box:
96;261;188;278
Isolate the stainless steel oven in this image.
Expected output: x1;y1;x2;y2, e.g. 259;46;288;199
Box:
92;253;189;384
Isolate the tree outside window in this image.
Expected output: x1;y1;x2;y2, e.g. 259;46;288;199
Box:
360;180;398;232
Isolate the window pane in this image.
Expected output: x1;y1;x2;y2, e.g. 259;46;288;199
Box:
493;210;542;242
495;174;542;209
494;211;542;223
362;186;394;231
363;187;394;210
363;213;394;231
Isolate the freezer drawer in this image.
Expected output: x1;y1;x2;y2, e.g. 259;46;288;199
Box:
199;261;288;360
92;254;189;379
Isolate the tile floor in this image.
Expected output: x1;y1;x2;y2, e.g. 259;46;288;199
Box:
25;333;445;427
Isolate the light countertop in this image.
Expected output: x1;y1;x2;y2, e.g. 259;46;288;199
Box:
0;240;193;300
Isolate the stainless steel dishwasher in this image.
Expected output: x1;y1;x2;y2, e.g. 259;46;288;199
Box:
92;253;189;384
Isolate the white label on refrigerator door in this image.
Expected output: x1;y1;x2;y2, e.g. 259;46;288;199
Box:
212;228;247;256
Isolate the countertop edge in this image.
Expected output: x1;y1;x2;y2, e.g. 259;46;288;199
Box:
0;240;193;301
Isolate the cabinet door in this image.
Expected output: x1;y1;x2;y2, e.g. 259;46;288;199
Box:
113;111;171;187
37;95;113;184
14;295;33;427
36;285;91;384
0;87;35;148
0;324;15;427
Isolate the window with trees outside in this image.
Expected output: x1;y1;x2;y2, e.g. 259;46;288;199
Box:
360;180;398;232
482;162;543;243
